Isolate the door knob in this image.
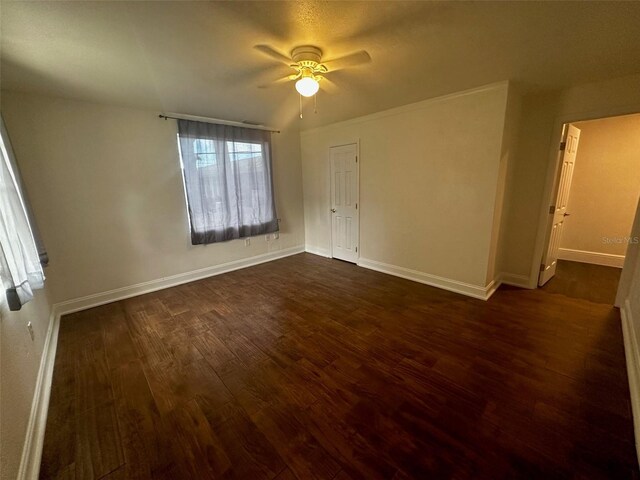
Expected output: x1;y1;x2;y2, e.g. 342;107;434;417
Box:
564;213;571;217
331;208;336;213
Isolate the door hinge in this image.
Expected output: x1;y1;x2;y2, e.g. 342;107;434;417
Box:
549;205;555;214
355;155;358;163
559;141;566;151
355;246;358;252
540;263;546;272
356;203;358;210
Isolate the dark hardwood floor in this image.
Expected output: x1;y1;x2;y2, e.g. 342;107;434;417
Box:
542;260;622;305
40;253;637;479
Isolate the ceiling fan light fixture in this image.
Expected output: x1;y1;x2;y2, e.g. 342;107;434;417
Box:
295;76;320;97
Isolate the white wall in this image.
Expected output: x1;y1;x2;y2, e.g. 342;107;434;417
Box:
0;91;305;304
558;114;640;263
0;288;53;480
301;82;512;293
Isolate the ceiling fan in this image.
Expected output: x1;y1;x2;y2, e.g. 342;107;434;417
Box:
255;44;371;115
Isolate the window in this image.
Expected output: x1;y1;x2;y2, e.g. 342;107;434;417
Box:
194;139;217;168
177;120;278;245
0;116;47;310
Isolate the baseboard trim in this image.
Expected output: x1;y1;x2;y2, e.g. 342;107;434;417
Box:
484;278;501;300
558;248;625;268
17;306;61;480
357;257;495;300
54;246;305;316
620;299;640;466
304;245;331;258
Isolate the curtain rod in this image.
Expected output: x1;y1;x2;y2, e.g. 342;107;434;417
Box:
159;112;280;133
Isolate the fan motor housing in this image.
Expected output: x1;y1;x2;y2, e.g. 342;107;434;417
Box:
291;45;323;64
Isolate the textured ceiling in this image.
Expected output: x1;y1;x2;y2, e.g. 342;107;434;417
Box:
2;1;640;129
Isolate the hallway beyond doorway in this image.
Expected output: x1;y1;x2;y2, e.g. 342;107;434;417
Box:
541;259;622;304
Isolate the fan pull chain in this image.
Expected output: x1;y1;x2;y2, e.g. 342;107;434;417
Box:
299;94;303;119
314;93;317;114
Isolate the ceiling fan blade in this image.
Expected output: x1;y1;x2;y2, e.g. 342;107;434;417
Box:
254;45;292;65
257;75;294;89
322;51;371;72
319;76;338;94
224;63;291;86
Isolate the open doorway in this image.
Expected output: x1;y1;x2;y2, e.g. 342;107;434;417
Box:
538;113;640;303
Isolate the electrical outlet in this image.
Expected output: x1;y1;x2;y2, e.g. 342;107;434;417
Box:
273;232;279;239
27;322;35;341
265;234;271;242
244;238;250;246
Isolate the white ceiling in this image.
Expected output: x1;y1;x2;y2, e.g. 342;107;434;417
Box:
2;1;640;129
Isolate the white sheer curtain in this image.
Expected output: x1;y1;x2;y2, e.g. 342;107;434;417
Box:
0;116;45;311
177;119;279;244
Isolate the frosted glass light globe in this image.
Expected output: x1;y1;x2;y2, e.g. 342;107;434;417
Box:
295;77;319;97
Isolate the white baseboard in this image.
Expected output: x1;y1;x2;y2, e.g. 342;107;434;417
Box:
558;248;625;268
17;306;61;480
357;257;496;300
484;278;501;300
620;299;640;466
54;245;304;316
304;245;331;258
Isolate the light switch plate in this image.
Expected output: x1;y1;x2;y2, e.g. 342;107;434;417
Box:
244;238;250;246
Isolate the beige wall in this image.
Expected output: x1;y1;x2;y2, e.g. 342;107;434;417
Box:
0;91;305;304
500;73;640;285
559;114;640;258
491;87;522;283
0;288;53;480
617;198;640;310
301;82;512;289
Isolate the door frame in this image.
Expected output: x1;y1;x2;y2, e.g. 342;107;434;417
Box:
328;140;360;261
532;106;640;289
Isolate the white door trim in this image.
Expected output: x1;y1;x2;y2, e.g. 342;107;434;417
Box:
329;140;360;261
530;106;640;289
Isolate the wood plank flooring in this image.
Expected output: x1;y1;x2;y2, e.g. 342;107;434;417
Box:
542;259;622;305
40;253;637;479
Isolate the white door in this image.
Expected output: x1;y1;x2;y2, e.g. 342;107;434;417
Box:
539;124;581;286
330;144;359;263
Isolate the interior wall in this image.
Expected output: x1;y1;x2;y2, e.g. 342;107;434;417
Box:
617;198;640;308
0;287;53;480
559;114;640;260
490;86;522;283
627;262;640;327
301;82;511;289
0;91;305;304
500;73;640;286
617;197;640;464
625;239;640;352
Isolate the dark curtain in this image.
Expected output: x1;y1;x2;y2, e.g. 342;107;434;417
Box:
177;119;278;245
